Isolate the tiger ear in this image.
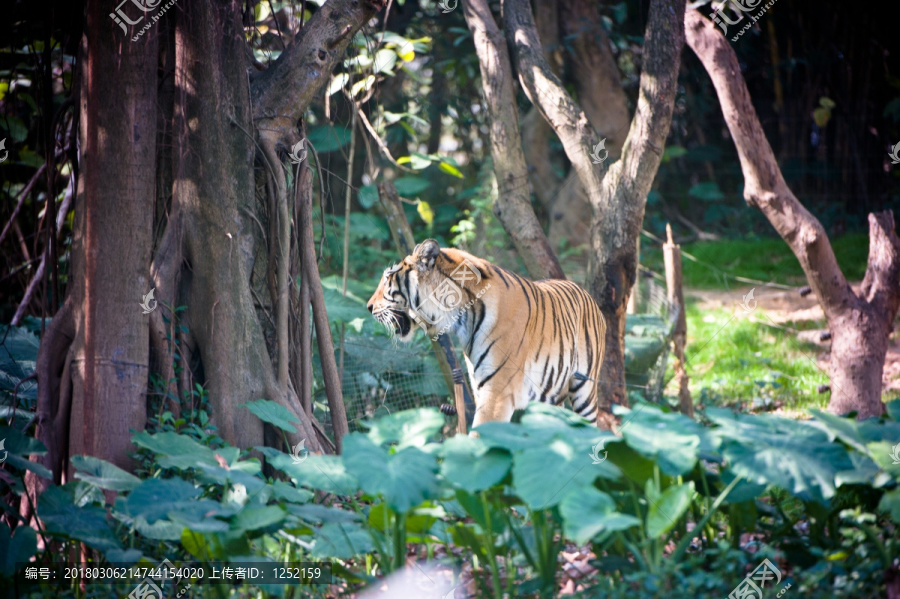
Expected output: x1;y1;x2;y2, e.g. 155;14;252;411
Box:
413;239;440;272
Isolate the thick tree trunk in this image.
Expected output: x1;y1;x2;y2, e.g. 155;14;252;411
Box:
462;0;565;281
64;0;157;470
685;10;900;418
504;0;685;417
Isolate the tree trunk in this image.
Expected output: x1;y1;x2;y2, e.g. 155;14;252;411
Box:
504;0;685;417
685;10;900;418
65;0;158;470
29;0;385;486
546;0;632;253
462;0;565;281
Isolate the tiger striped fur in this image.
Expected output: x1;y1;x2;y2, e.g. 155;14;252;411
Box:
366;239;607;427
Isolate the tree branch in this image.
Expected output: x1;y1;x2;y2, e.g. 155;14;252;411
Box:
461;0;564;280
251;0;387;145
684;9;855;318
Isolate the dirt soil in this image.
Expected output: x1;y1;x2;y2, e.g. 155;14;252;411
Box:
689;284;900;399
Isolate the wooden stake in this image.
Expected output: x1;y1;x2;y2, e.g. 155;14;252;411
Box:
453;369;467;435
663;224;693;418
377;182;475;415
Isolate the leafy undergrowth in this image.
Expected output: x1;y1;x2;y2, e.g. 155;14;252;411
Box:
2;399;899;598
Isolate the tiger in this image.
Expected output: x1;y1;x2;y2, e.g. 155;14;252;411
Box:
366;239;607;428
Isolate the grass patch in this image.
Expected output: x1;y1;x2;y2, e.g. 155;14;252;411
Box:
644;233;869;289
675;298;830;412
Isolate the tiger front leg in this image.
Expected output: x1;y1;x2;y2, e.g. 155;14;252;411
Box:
470;386;517;430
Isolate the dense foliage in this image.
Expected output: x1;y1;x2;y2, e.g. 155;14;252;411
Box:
2;397;899;597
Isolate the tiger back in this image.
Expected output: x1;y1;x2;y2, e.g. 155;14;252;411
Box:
366;239;607;427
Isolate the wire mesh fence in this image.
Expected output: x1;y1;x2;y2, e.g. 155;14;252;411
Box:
312;267;678;437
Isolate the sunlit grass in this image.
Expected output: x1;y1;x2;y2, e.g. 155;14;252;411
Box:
644;233;869;289
677;300;831;413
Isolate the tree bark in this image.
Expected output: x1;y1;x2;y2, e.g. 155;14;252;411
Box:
685;10;900;418
504;0;685;416
63;0;158;470
462;0;565;281
545;0;632;252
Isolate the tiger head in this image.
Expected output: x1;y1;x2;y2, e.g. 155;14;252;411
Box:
367;239;463;341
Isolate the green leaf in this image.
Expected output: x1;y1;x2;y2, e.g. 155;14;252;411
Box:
0;325;40;400
307;126;352;153
707;408;853;503
645;482;694;538
320;285;372;326
438;161;464;178
240;399;299;433
394;176;431;196
312;522;374;559
373;48;398;74
662;145;687;162
397;154;433;170
122;478;202;524
288;503;361;524
231;505;286;533
167;500;233;533
618;404;710;476
559;486;640;545
327;73;349;96
71;455;142;492
0;522;37;578
358;184;379;209
38;485;121;552
131;431;224;470
343;433;438;514
439;435;511;493
258;446;358;496
417;200;434;226
512;437;620;509
365;408;444;448
878;488;900;525
350;75;375;98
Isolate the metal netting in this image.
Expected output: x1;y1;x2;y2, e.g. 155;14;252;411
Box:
624;270;677;402
313;334;456;434
313;268;678;436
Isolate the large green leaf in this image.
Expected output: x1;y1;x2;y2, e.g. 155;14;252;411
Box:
38;485;121;552
393;176;431;196
259;447;358;496
312;522;374;559
122;478;202;524
287;503;361;524
231;505;286;533
0;522;37;578
559;486;640;545
645;482;695;538
131;431;223;470
512;437;620;509
364;407;444;448
166;499;237;533
618;404;712;475
343;433;438;514
439;435;511;493
71;455;142;492
240;399;299;433
707;408;853;503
